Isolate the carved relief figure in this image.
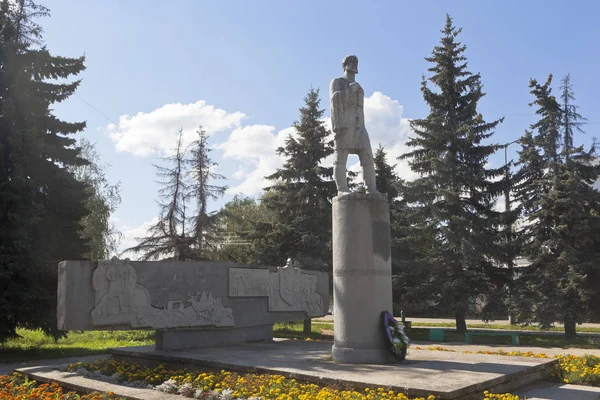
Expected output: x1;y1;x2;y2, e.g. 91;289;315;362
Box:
229;268;270;297
187;291;234;325
266;262;324;317
301;274;323;316
91;257;150;326
90;257;234;329
279;266;303;309
330;55;380;196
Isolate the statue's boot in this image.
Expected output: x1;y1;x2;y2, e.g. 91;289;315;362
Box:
363;163;382;195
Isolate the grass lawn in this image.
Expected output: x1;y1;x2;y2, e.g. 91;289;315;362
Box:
0;329;154;364
404;328;600;348
282;321;600;349
273;321;334;340
3;320;597;365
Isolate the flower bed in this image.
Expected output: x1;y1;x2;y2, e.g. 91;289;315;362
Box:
65;358;522;400
413;345;600;387
554;354;600;386
0;372;123;400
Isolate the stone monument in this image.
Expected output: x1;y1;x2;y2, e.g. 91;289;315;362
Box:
330;55;394;363
58;257;328;351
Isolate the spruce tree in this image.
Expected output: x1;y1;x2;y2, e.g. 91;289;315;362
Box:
0;0;90;341
258;88;336;271
399;15;507;332
186;125;228;259
373;145;422;313
512;75;600;338
125;126;226;261
560;74;586;160
125;129;191;260
373;144;399;201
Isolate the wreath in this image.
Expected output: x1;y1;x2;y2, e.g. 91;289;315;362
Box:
381;310;409;361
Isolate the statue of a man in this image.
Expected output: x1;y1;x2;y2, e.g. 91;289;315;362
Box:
330;55;380;196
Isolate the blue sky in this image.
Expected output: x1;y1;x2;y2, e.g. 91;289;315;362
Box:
39;0;600;255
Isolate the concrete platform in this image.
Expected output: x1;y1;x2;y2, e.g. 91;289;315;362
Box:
109;339;557;399
516;382;600;400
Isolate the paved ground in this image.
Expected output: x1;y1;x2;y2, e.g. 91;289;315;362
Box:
110;340;553;399
3;341;600;399
518;382;600;400
0;354;108;376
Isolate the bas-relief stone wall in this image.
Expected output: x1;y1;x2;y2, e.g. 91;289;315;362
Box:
229;267;324;317
59;258;328;331
90;257;234;329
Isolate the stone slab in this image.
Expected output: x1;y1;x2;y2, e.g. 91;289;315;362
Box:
155;324;273;351
516;382;600;400
58;259;328;331
16;364;182;400
109;339;558;400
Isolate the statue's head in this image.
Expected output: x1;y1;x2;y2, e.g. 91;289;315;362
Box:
342;55;358;74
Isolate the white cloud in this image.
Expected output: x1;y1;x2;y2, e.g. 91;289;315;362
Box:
117;217;159;260
108;93;418;198
352;91;417;182
216;125;292;196
108;101;246;157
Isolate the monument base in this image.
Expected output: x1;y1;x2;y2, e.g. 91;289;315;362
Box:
331;344;394;364
332;192;393;364
156;324;273;351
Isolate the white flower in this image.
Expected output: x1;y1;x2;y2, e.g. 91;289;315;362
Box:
193;388;205;399
205;390;221;400
155;379;179;394
178;383;195;397
221;388;234;399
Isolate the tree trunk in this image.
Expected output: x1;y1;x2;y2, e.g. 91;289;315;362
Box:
564;314;577;340
455;306;467;333
303;318;312;335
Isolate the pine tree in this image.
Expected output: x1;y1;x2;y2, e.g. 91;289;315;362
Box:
258;88;336;271
399;15;507;332
0;0;90;341
513;75;600;338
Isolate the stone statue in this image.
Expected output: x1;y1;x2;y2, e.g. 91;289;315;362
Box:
330;55;380;196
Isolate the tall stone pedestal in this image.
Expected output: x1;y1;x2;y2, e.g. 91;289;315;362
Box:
331;193;394;364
